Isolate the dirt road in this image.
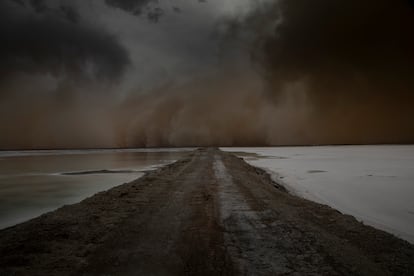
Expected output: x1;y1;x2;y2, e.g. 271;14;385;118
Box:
1;148;413;275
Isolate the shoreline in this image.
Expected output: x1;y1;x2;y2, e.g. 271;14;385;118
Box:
1;143;414;152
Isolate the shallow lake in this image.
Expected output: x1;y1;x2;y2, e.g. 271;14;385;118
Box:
223;145;414;243
0;148;192;229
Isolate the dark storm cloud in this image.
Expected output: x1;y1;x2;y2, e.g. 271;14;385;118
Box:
1;0;414;149
105;0;154;15
0;0;130;82
258;0;414;92
234;0;414;144
104;0;165;22
104;0;207;22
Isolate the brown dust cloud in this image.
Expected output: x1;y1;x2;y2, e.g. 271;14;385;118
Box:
1;0;413;149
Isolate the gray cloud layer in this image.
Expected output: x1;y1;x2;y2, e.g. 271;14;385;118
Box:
1;0;413;148
0;0;130;82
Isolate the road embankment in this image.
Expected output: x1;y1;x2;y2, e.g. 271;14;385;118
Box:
0;148;413;275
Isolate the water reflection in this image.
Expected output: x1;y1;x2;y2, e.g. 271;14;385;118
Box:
0;149;192;229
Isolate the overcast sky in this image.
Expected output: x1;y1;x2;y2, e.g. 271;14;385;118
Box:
1;0;413;149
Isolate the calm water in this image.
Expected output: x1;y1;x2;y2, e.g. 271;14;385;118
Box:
0;149;192;229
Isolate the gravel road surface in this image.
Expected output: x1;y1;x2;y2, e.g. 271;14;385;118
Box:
1;148;413;275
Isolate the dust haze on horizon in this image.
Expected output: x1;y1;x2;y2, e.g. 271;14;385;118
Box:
1;0;413;149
